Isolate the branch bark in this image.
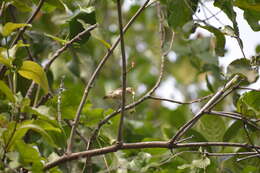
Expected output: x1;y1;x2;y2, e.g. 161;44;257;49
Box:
44;141;260;170
66;0;151;154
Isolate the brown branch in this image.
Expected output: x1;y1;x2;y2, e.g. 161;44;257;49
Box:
169;75;241;146
116;0;127;143
25;24;97;100
44;24;97;71
44;141;260;170
66;0;151;154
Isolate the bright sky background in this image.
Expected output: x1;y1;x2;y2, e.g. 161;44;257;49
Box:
124;0;260;109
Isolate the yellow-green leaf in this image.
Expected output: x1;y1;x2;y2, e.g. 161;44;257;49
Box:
0;80;15;102
0;55;12;68
18;61;49;93
2;22;31;37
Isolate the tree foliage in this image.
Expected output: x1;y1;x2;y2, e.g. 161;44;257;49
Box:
0;0;260;172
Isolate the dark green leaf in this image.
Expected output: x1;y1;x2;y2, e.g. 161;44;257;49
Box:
68;9;96;44
167;0;198;30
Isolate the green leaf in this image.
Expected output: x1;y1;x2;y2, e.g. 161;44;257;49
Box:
18;60;49;93
68;9;96;44
237;91;260;118
198;114;226;141
18;123;57;147
0;80;15;102
198;25;226;57
1;22;31;37
0;55;12;68
227;58;259;83
234;0;260;12
243;9;260;31
167;0;198;30
11;0;32;12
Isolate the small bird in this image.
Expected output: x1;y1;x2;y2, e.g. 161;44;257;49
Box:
103;87;135;99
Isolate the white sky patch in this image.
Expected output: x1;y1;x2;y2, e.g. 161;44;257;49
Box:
155;77;185;110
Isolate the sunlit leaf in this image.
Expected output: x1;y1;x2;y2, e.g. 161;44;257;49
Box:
18;61;49;93
2;22;31;37
0;80;15;102
0;55;12;68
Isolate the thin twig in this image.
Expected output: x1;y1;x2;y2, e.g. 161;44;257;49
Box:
206;111;260;131
44;24;97;71
242;123;260;159
44;141;260;170
25;24;97;100
67;0;151;154
116;0;127;143
169;75;241;146
237;153;260;162
10;0;45;47
149;94;213;104
237;87;260;92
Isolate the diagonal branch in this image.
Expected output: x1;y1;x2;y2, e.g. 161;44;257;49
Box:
66;0;151;154
25;24;97;99
169;75;241;146
116;0;127;143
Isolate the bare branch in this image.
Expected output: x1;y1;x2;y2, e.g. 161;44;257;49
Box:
44;141;260;170
149;94;213;104
44;24;97;71
25;24;97;100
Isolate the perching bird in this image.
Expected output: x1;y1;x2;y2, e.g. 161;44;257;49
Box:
103;87;135;99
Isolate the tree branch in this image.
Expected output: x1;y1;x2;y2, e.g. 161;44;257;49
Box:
66;0;151;154
10;0;45;47
116;0;127;143
169;75;241;146
44;141;260;170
